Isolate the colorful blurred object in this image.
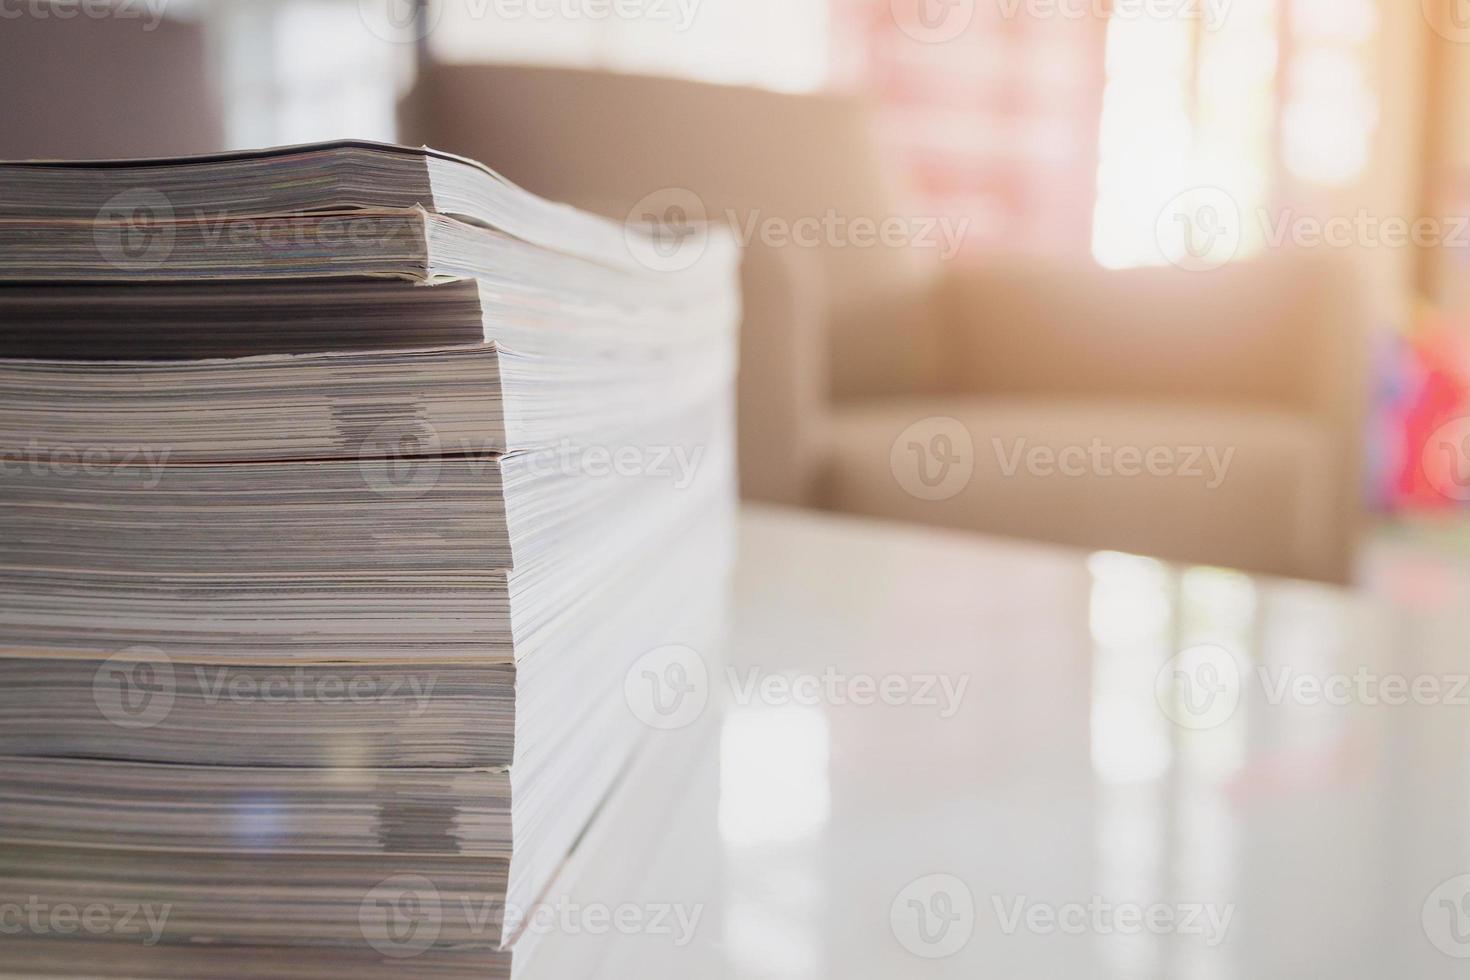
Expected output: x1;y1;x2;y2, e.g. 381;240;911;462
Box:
1376;303;1470;511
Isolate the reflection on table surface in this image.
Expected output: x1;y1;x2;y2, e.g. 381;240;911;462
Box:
558;506;1470;979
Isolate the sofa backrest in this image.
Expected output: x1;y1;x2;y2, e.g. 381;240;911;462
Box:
401;62;942;401
944;251;1369;418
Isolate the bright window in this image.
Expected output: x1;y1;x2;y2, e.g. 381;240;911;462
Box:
1282;0;1379;186
209;0;405;149
1092;0;1380;269
1092;0;1281;269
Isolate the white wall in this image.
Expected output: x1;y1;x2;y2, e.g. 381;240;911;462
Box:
424;0;830;92
202;0;410;149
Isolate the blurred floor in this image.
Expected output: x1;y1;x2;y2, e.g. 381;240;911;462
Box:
1361;515;1470;610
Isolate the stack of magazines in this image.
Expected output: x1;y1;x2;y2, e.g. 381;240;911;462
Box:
0;142;738;978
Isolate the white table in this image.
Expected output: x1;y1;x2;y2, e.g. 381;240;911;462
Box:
540;505;1470;979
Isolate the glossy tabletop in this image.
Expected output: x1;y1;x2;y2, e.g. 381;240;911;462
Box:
536;505;1470;979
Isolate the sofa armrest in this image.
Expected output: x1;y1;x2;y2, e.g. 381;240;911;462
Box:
737;242;830;506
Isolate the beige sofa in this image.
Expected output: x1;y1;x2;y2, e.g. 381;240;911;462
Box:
403;64;1368;584
829;255;1368;583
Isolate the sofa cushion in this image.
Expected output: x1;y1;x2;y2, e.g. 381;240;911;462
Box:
824;396;1342;580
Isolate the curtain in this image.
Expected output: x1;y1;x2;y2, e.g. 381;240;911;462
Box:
830;0;1107;257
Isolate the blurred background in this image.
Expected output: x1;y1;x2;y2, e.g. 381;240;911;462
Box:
6;0;1470;590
